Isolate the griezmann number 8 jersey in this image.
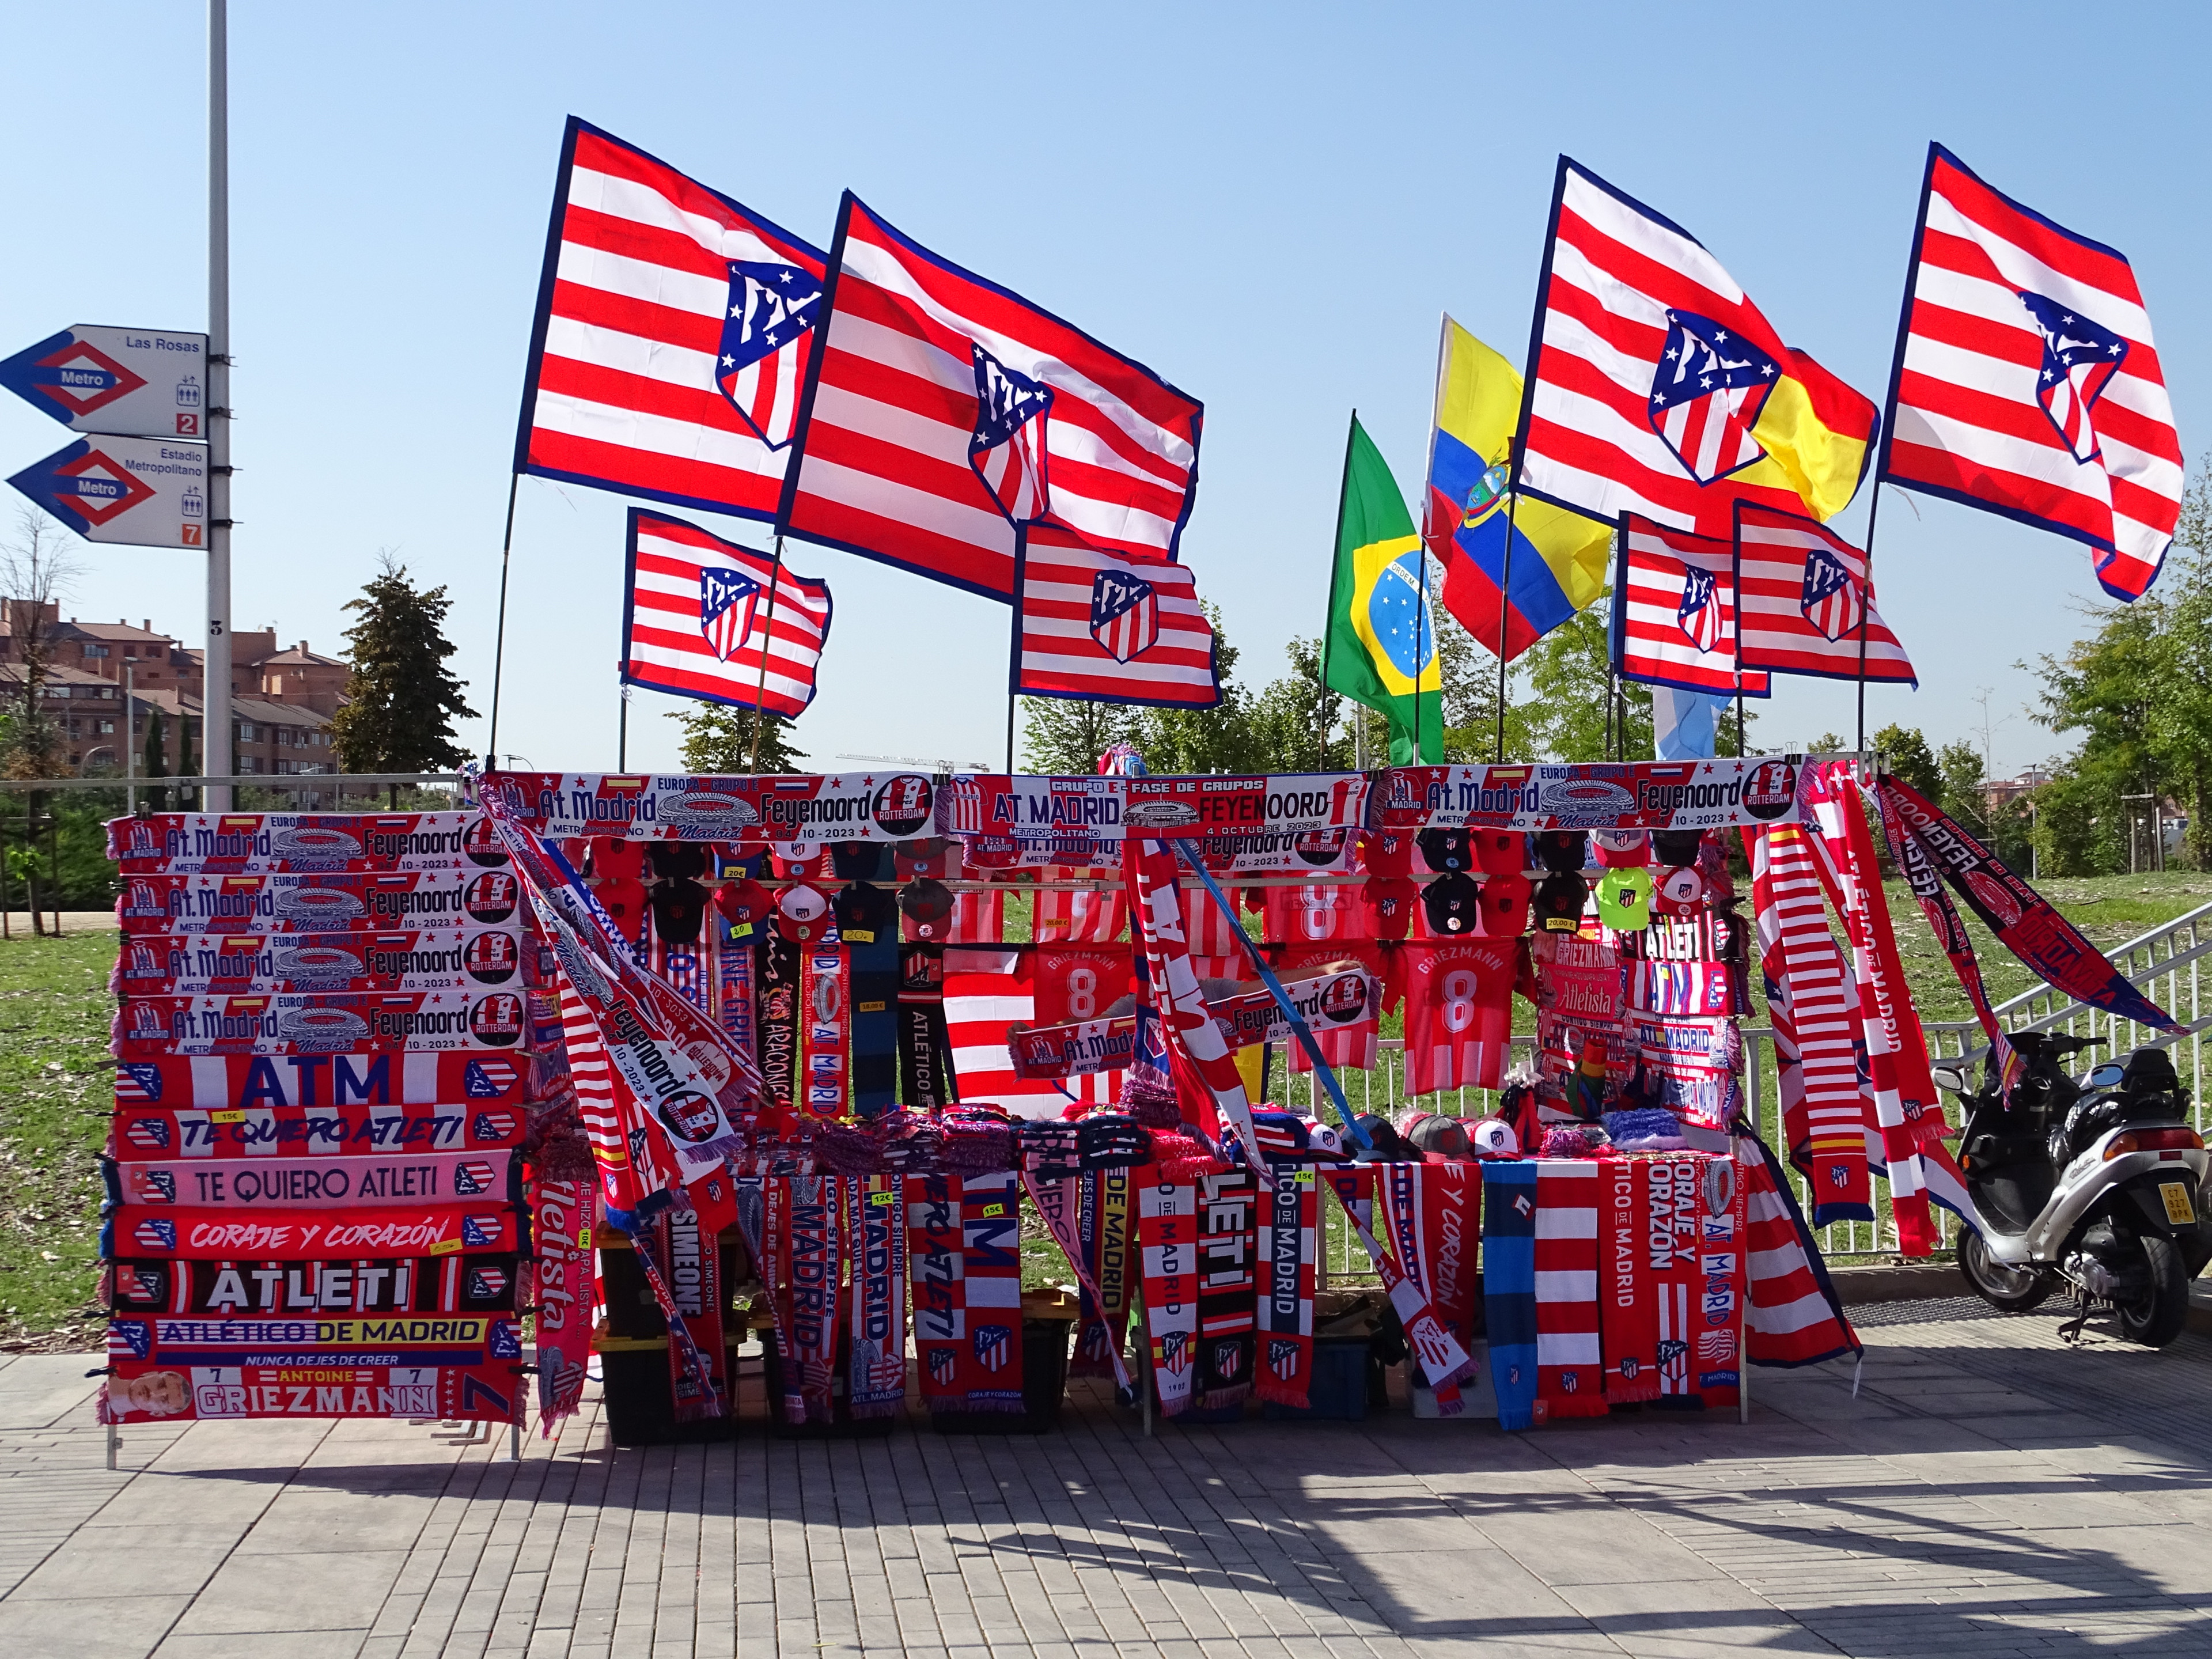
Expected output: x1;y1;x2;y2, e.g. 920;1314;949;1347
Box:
1402;940;1517;1096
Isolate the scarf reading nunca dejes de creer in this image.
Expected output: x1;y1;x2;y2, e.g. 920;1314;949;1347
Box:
1070;1169;1134;1384
1322;1166;1475;1411
1482;1160;1539;1431
646;1201;726;1422
1533;1160;1605;1422
1195;1168;1258;1410
847;1173;906;1418
1024;1171;1133;1395
1137;1180;1198;1416
1255;1165;1316;1410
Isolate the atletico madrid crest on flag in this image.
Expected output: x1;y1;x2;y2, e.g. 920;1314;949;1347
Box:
1799;545;1863;642
1089;569;1160;663
969;346;1053;525
717;262;823;450
2017;291;2127;465
698;567;762;663
1676;565;1721;654
1650;310;1779;485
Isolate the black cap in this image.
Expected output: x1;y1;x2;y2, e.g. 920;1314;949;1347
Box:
1532;830;1588;873
646;843;709;882
1652;828;1703;865
647;878;710;946
833;881;897;944
898;877;956;941
1421;870;1482;935
830;840;892;882
1416;827;1472;873
1533;872;1587;931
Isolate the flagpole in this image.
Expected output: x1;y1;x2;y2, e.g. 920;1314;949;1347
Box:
485;472;519;766
1494;489;1520;762
1854;486;1885;752
617;685;628;770
749;536;786;774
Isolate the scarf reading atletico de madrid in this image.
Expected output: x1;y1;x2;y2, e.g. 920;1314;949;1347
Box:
1123;835;1265;1164
1069;1168;1133;1384
1137;1180;1198;1416
1599;1156;1659;1404
1195;1169;1258;1410
1255;1166;1316;1409
783;1175;843;1423
847;1175;906;1418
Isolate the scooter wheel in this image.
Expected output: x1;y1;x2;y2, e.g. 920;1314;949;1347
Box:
1957;1232;2052;1312
2116;1234;2189;1348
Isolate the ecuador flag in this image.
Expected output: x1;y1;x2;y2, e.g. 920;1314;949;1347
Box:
1324;416;1442;763
1425;318;1611;662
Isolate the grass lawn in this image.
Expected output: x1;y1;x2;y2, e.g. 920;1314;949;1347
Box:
0;927;118;1351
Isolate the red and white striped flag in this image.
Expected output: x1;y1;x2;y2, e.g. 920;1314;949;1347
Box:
777;194;1203;600
941;948;1067;1118
514;118;826;522
1012;525;1219;706
1612;514;1769;698
1733;503;1914;684
1514;158;1878;539
622;509;832;716
1882;145;2182;603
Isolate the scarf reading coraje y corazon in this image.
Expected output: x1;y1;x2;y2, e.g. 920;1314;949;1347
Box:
847;1175;906;1418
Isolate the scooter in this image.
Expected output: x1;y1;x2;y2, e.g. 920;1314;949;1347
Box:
1933;1032;2212;1347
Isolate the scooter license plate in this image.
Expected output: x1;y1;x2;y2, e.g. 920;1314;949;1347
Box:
2158;1181;2197;1226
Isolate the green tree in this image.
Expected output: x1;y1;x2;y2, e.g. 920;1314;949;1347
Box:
176;717;199;810
668;704;806;773
1935;739;1988;834
141;704;168;812
1872;723;1941;800
1021;695;1137;775
1019;602;1260;775
329;557;478;799
1247;637;1347;772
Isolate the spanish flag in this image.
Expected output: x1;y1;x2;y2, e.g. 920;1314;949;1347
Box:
1424;317;1612;662
1324;415;1442;763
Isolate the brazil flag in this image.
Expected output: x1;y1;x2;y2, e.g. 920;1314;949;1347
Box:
1323;415;1442;763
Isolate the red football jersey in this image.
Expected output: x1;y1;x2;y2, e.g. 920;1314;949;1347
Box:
1401;940;1518;1095
1270;944;1382;1073
1262;882;1372;948
1029;945;1135;1026
1032;868;1128;944
1181;885;1259;956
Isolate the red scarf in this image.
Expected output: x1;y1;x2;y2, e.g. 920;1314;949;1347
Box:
1195;1169;1258;1409
1124;838;1262;1158
800;946;850;1118
847;1175;906;1418
1024;1172;1133;1394
1071;1169;1134;1384
906;1173;965;1411
1321;1166;1474;1397
782;1175;843;1423
1639;1153;1747;1407
526;1174;592;1436
649;1202;726;1422
1137;1180;1198;1416
957;1172;1025;1411
1255;1166;1316;1409
1381;1163;1479;1408
760;1179;805;1422
1533;1160;1605;1421
1598;1156;1659;1404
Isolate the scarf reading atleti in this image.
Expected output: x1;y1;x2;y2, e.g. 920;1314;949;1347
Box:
960;1172;1025;1411
905;1173;965;1411
1024;1171;1132;1393
1877;775;2181;1037
1071;1169;1134;1382
647;1203;726;1422
1255;1166;1316;1409
1195;1169;1258;1410
757;935;800;1113
847;1175;906;1418
528;1173;592;1434
799;947;851;1119
1321;1166;1475;1399
1599;1157;1659;1404
1482;1161;1540;1431
1137;1180;1199;1417
897;946;954;1109
784;1176;843;1423
1532;1161;1604;1422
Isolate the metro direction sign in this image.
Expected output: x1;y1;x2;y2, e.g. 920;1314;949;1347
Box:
0;325;210;438
6;434;209;547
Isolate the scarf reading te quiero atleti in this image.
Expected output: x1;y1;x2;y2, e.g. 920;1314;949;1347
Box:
1196;1169;1258;1410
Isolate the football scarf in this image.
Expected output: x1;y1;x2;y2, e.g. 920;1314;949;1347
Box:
1255;1165;1317;1409
1024;1171;1133;1394
1137;1180;1199;1416
1639;1153;1748;1408
647;1203;726;1422
1071;1168;1134;1384
1803;766;1937;1255
1598;1156;1659;1403
108;1051;529;1114
846;918;899;1118
528;1173;593;1435
108;1251;519;1317
1872;783;2022;1097
103;1356;522;1426
757;935;800;1113
757;1178;805;1422
1746;823;1872;1222
111;1097;527;1161
1737;1128;1861;1369
1321;1166;1474;1398
847;1175;907;1418
1195;1169;1259;1410
651;938;706;1010
106;1205;519;1262
1533;1160;1605;1422
1535;933;1627;1100
1124;837;1265;1160
799;946;850;1118
710;929;757;1065
110;1147;516;1210
1481;1161;1540;1431
904;1173;966;1412
897;946;953;1109
1877;774;2181;1036
1380;1163;1477;1412
959;1171;1026;1412
1627;1012;1738;1120
783;1175;843;1423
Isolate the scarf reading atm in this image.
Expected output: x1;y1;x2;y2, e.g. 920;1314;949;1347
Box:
1195;1169;1257;1410
958;1171;1025;1411
1639;1153;1748;1409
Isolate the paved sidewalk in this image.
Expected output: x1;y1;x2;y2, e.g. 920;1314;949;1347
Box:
5;1298;2212;1658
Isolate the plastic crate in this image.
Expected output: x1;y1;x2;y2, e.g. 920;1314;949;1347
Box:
1259;1336;1370;1422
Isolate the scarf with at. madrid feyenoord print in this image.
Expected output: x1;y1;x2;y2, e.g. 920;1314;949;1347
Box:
1255;1165;1316;1410
1195;1168;1258;1410
646;1203;726;1422
1137;1180;1199;1416
847;1174;907;1417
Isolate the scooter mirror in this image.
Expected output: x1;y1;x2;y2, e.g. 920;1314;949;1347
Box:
1930;1065;1968;1094
2085;1061;2126;1090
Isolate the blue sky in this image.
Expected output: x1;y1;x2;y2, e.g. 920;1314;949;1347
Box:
3;1;2203;778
